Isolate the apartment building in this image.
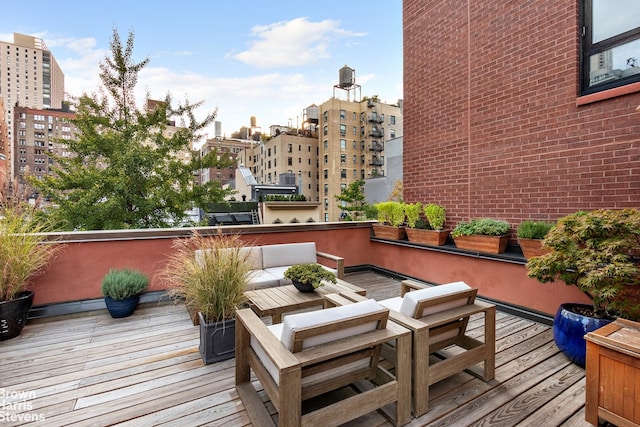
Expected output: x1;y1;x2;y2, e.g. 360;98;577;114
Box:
0;97;8;185
0;33;65;179
199;138;254;187
12;106;76;185
241;132;319;202
319;96;402;222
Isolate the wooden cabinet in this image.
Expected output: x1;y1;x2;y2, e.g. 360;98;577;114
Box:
585;318;640;427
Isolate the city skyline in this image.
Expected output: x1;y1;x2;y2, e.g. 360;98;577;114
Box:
0;1;402;142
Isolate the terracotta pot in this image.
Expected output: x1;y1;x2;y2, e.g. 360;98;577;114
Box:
518;238;551;259
405;228;450;246
372;224;406;240
453;234;509;254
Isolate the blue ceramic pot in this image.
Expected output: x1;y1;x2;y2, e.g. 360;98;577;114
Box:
553;303;614;368
104;295;140;318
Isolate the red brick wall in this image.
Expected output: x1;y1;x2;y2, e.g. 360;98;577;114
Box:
403;1;640;237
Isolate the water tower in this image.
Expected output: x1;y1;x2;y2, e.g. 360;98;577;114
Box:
333;65;361;101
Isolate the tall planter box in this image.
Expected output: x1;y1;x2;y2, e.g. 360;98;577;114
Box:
198;313;236;364
453;235;509;254
585;318;640;427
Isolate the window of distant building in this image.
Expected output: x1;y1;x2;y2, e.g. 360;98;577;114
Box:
340;169;347;179
340;154;346;163
288;157;292;166
324;169;328;179
340;124;346;135
324;154;328;164
340;139;346;150
390;115;396;125
323;125;328;136
340;109;346;120
581;0;640;95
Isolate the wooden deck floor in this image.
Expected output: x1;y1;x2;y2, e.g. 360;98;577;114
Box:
0;271;594;427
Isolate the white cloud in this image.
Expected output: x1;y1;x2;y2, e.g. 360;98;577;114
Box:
232;17;366;69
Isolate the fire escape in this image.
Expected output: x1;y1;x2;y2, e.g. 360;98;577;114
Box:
367;101;385;177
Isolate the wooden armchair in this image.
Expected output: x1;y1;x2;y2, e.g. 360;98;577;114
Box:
326;280;496;417
235;299;412;427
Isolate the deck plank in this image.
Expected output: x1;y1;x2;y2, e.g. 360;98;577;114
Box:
0;271;590;427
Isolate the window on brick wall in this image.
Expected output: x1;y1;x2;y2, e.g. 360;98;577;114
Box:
581;0;640;95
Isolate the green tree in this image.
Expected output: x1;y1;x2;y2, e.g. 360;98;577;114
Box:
32;29;234;230
335;179;368;220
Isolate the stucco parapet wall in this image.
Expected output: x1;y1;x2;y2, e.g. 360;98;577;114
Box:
41;221;376;243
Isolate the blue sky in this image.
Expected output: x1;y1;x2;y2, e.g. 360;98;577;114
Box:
0;1;402;140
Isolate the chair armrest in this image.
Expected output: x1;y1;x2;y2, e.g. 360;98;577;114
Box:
316;251;345;279
400;279;429;296
235;308;299;370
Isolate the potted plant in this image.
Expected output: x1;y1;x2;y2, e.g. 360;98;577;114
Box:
163;231;252;364
101;268;149;318
372;201;407;240
0;208;60;340
451;218;511;254
526;209;640;367
516;220;555;259
405;203;450;246
284;263;337;292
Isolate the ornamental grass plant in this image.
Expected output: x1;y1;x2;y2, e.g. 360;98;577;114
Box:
0;208;59;302
162;231;252;323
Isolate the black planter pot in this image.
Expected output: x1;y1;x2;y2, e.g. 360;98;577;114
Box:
198;312;235;364
104;295;140;318
292;280;316;293
0;291;34;341
553;303;615;368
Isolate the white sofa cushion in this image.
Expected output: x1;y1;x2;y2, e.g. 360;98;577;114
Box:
195;247;263;270
261;242;317;268
247;269;281;289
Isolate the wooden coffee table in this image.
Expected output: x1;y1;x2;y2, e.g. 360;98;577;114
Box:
244;279;366;323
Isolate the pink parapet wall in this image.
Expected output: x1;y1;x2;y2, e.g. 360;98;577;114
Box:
370;241;591;317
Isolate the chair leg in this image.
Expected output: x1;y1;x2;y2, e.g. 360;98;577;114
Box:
413;329;430;417
483;307;496;381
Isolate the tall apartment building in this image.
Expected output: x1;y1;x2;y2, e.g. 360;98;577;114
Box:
319;96;402;221
0;33;65;179
13;106;77;185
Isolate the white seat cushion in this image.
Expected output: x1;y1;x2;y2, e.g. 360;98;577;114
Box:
398;281;472;318
247;269;281;289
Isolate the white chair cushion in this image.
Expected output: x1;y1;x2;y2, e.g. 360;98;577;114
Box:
262;242;318;268
280;299;383;351
398;281;472;318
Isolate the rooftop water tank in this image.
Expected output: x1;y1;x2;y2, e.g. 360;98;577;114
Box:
338;65;354;88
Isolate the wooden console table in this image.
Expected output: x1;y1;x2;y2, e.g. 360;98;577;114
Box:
244;278;366;323
585;318;640;427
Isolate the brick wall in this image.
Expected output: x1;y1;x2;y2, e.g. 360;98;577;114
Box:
403;0;640;235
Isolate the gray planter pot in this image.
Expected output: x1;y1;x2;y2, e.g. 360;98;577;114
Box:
198;312;236;364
